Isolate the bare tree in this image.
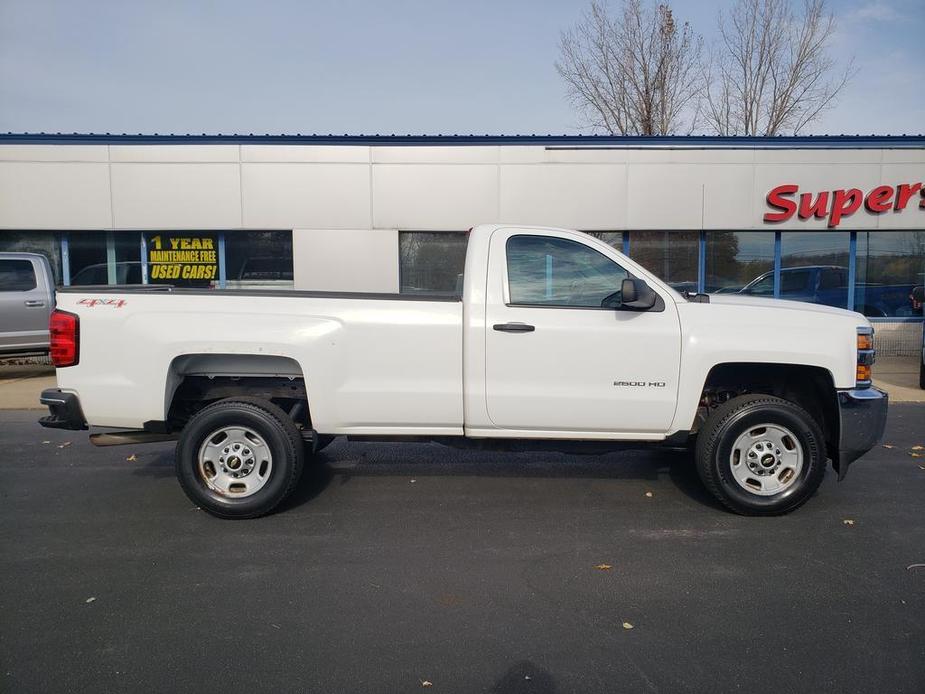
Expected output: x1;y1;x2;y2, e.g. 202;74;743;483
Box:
557;1;703;135
704;0;853;135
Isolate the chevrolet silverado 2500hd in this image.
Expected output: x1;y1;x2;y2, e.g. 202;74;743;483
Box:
38;225;888;518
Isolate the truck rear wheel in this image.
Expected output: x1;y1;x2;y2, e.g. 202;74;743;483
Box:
175;397;305;519
695;395;826;515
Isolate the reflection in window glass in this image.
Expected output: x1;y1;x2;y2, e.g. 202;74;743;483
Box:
68;232;109;286
112;232;143;284
506;235;628;307
856;231;925;318
224;231;293;289
399;232;468;295
780;232;850;309
705;232;775;294
585;232;624;251
629;231;699;293
0;260;37;291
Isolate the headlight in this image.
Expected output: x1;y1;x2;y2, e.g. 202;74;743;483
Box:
856;327;874;387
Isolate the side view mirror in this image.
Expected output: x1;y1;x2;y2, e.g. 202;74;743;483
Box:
601;278;657;310
912;286;924;303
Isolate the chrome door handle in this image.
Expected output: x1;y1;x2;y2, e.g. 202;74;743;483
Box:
493;322;535;333
24;300;45;307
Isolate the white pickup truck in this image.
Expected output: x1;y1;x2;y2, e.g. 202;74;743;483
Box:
39;225;887;518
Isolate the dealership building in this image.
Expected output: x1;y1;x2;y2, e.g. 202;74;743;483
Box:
1;133;922;353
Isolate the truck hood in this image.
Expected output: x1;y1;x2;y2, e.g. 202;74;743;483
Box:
704;294;866;320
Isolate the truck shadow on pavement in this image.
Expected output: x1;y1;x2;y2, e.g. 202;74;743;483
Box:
130;440;725;514
286;441;723;514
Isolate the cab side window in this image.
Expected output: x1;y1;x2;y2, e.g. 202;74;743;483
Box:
506;235;628;308
0;260;37;291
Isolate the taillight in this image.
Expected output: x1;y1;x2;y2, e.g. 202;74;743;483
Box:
50;310;79;367
856;327;874;387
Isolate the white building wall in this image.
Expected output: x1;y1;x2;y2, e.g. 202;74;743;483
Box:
293;229;399;293
0;142;923;291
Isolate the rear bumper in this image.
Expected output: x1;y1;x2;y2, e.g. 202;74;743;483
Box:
38;388;88;431
835;387;888;479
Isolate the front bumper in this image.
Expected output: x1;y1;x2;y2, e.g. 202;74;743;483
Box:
835;387;888;479
38;388;88;431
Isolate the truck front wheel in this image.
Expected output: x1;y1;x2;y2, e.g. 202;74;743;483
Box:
175;397;305;519
695;395;826;515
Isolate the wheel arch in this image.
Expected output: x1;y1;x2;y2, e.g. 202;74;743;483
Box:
162;353;311;433
693;362;839;465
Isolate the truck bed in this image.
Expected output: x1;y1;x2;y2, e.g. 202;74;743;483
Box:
53;287;464;433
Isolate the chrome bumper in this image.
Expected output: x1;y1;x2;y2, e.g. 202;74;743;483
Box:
835;387;888;479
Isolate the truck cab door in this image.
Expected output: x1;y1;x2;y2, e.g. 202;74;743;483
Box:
0;257;50;353
483;229;682;436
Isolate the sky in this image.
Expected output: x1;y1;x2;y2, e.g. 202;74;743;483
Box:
0;0;923;136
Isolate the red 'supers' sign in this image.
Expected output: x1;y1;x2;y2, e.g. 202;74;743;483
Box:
763;182;925;228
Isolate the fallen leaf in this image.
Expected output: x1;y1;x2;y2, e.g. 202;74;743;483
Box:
911;445;924;451
421;681;433;688
882;444;895;449
910;453;924;458
843;519;855;526
595;564;613;571
57;441;72;449
126;454;137;462
644;491;654;498
85;597;96;604
622;622;634;630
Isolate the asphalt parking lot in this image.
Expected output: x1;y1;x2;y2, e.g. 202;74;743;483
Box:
1;406;923;694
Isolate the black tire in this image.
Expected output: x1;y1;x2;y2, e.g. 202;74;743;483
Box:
695;394;826;516
919;358;924;390
175;397;305;519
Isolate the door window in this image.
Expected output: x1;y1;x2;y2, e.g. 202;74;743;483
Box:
0;260;37;291
506;235;628;308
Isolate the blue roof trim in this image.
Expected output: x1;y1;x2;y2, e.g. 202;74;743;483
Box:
0;133;923;147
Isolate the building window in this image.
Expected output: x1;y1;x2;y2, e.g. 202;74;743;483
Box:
855;231;925;318
223;231;293;289
627;231;699;293
705;232;776;294
67;231;111;285
780;231;851;309
112;232;143;284
399;232;468;295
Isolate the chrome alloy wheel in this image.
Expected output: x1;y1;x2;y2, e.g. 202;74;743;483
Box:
197;426;273;498
729;423;803;496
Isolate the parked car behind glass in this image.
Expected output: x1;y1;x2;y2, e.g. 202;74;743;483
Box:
738;265;915;318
